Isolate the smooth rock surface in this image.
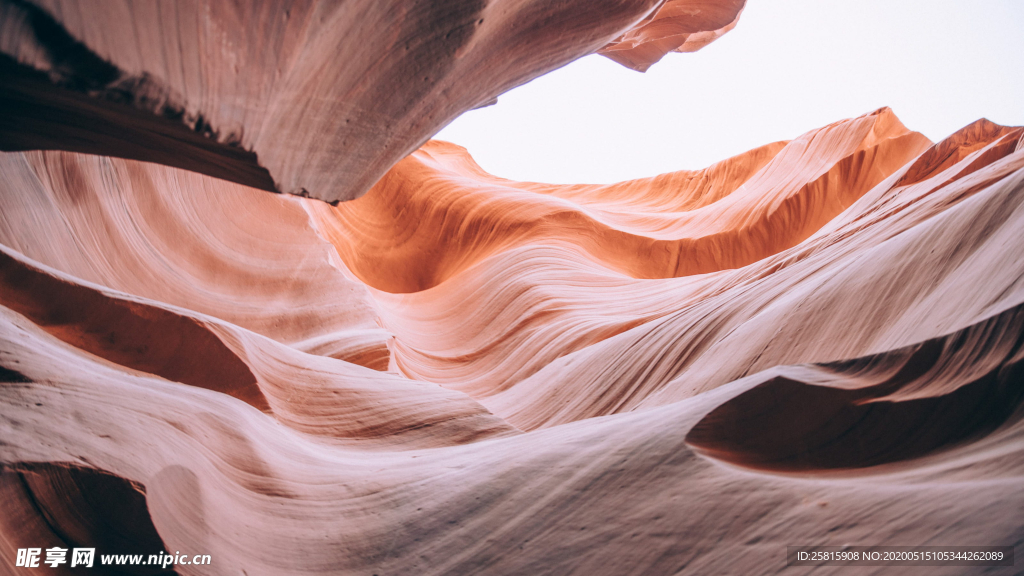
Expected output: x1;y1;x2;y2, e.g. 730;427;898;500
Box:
0;0;743;202
2;1;1023;574
1;112;1022;575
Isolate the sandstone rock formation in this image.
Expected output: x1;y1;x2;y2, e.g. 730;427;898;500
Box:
0;0;743;203
599;0;746;71
2;1;1024;575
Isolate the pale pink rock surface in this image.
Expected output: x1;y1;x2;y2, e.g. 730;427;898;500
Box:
2;1;1024;575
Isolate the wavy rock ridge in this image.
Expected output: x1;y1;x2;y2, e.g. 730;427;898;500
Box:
0;0;741;203
2;1;1024;575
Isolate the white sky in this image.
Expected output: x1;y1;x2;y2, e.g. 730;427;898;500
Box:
436;0;1024;184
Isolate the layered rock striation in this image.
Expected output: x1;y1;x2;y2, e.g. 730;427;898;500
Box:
0;0;741;203
2;1;1024;575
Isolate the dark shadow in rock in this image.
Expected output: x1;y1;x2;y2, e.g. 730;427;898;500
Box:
2;462;175;575
686;304;1024;472
0;0;276;192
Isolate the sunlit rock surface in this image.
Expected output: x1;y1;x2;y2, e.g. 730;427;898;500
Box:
3;1;1024;575
598;0;746;71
